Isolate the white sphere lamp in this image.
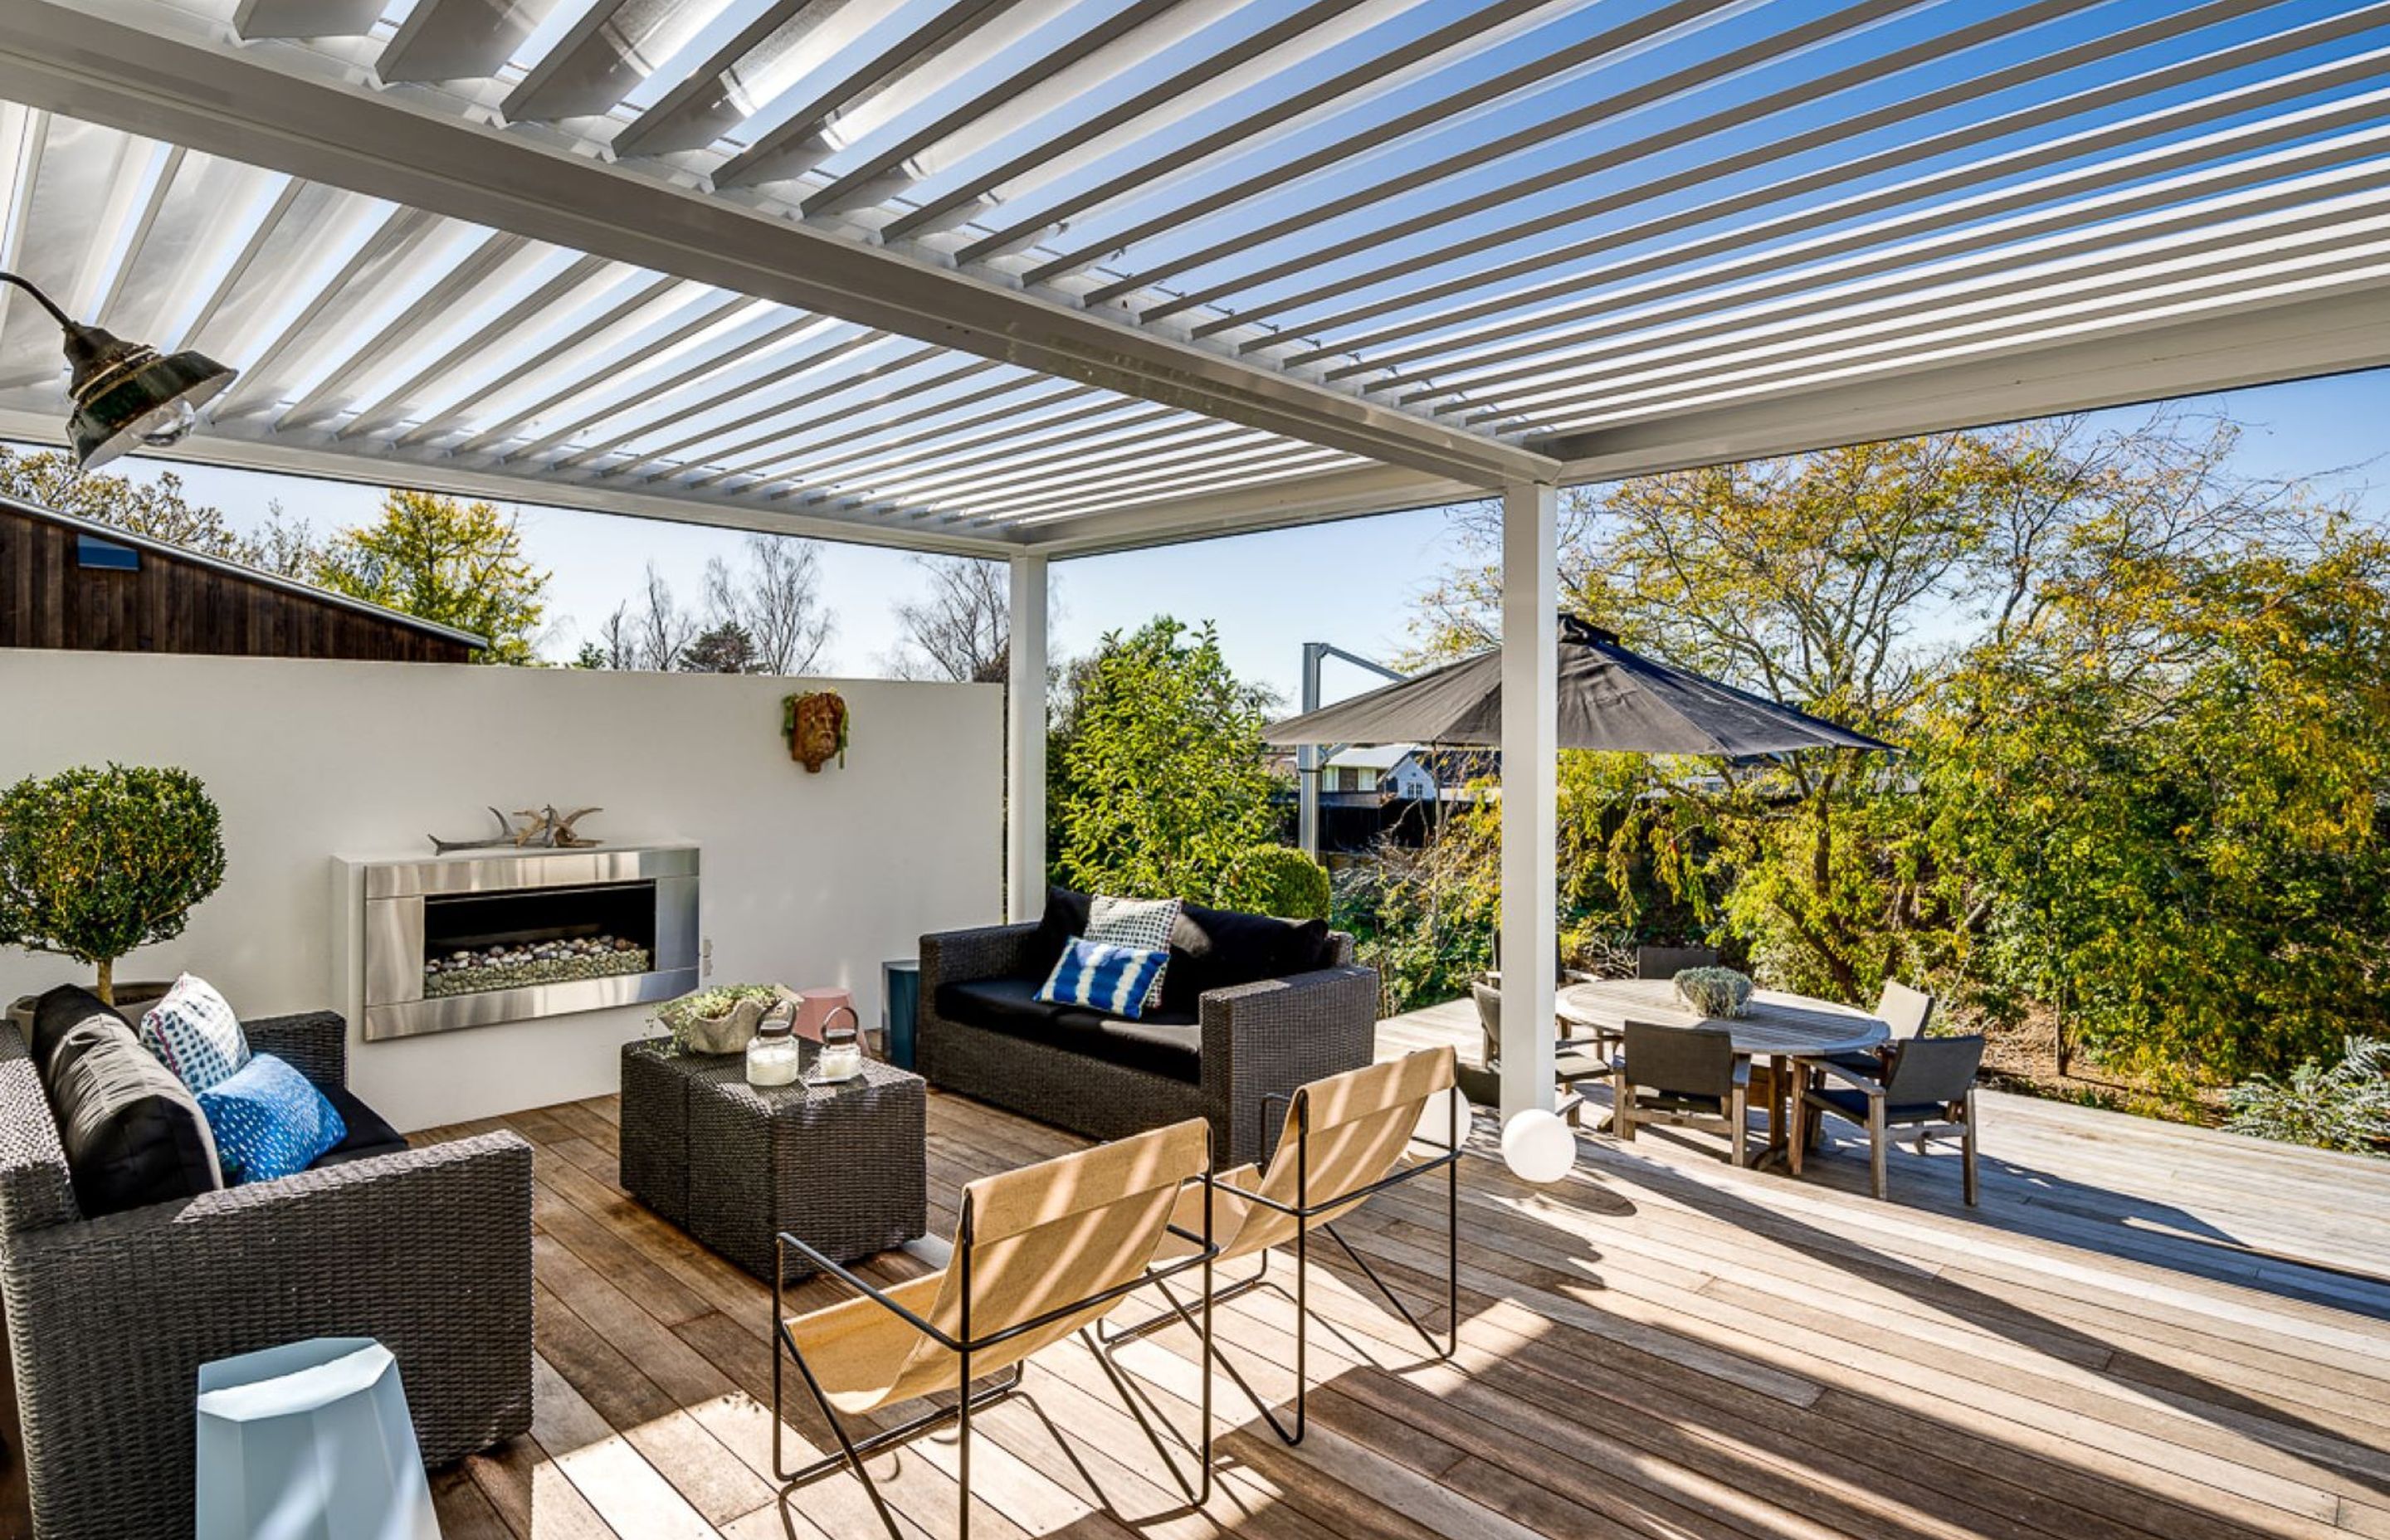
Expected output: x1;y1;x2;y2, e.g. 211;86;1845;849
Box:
1500;1109;1578;1185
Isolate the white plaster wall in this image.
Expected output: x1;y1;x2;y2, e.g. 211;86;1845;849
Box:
0;650;1003;1129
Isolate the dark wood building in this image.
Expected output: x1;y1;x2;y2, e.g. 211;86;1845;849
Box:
0;495;483;662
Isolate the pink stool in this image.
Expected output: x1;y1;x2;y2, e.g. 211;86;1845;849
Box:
789;987;855;1043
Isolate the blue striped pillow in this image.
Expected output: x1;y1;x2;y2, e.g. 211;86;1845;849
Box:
1036;937;1170;1021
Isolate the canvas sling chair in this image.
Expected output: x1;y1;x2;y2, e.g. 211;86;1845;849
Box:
1105;1046;1462;1445
774;1117;1217;1540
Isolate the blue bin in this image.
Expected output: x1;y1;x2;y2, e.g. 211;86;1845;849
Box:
882;958;920;1070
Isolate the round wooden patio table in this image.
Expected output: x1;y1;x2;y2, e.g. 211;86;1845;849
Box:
1558;978;1889;1161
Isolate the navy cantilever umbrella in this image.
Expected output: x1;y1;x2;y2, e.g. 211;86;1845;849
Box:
1264;616;1890;757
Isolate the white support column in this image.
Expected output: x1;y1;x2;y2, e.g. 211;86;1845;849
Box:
1499;480;1559;1120
1006;552;1048;923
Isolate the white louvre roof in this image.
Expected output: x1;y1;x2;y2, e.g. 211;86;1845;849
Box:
0;0;2387;555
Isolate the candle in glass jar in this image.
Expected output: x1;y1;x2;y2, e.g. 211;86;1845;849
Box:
745;1019;802;1087
816;1037;862;1081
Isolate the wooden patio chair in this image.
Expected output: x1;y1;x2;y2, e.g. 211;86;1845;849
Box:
1634;943;1720;979
1471;981;1612;1123
1792;1035;1986;1204
773;1118;1217;1539
1612;1022;1750;1167
1817;978;1937;1079
1105;1047;1463;1445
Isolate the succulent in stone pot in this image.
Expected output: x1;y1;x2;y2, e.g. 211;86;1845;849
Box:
1673;966;1754;1020
657;984;782;1055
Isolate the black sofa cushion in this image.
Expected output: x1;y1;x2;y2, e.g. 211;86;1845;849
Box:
40;1008;223;1217
1159;901;1335;1016
1036;887;1334;1016
1033;886;1094;977
311;1084;411;1168
936;977;1202;1083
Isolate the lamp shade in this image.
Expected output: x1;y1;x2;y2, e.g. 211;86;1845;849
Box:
63;321;237;470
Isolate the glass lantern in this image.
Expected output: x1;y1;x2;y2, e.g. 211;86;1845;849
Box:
745;1012;802;1087
809;1006;865;1084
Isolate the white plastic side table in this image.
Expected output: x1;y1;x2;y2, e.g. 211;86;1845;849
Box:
196;1337;438;1540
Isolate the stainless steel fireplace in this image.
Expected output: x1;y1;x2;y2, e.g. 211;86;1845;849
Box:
355;844;699;1041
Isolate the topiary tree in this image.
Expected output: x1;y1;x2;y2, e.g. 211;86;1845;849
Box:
0;765;226;1003
1217;845;1331;920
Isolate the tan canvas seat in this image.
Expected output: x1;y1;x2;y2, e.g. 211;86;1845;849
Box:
774;1117;1215;1538
1115;1046;1462;1445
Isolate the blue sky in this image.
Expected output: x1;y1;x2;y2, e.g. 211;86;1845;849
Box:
17;366;2385;704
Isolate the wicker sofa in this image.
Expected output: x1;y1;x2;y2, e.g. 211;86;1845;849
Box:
919;891;1380;1168
0;998;533;1540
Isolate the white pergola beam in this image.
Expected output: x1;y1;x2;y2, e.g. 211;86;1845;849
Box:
1296;29;2390;368
1006;552;1048;922
0;0;1553;490
1544;282;2390;470
1111;0;2013;319
378;0;552;85
875;0;1366;246
1522;243;2390;439
1184;0;2266;339
1037;279;2390;557
0;403;1018;555
1498;480;1558;1122
1407;149;2390;410
967;0;1578;271
231;0;383;41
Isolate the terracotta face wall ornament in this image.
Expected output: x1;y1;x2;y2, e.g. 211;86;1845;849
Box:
783;690;849;772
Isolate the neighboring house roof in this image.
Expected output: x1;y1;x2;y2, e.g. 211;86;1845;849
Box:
1399;748;1500;784
1;494;489;651
1321;743;1416;771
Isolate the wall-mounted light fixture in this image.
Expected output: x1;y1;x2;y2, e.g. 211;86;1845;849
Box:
0;270;237;470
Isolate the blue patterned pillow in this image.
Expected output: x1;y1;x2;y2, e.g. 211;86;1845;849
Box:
1037;938;1170;1021
138;973;251;1093
194;1054;345;1185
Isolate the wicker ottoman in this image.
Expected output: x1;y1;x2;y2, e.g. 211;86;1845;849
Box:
618;1040;927;1280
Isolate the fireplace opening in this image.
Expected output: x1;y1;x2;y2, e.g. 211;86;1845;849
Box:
422;880;657;998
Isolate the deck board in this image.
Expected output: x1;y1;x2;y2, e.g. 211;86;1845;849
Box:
422;1008;2390;1539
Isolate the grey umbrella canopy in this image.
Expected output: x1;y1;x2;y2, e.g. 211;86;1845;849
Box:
1265;617;1890;757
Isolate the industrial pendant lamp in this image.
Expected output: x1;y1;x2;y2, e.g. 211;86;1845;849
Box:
1;270;237;470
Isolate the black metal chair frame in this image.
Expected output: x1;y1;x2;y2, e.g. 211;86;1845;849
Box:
773;1177;1221;1539
1100;1082;1462;1447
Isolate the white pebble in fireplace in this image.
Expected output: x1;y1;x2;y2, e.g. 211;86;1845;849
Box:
338;844;699;1040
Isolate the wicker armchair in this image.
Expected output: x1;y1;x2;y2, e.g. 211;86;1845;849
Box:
919;920;1378;1168
0;1009;533;1540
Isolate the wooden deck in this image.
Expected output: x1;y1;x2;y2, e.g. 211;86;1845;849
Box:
426;1009;2390;1540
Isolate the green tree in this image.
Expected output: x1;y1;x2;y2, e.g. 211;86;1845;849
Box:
1925;529;2390;1081
1051;619;1278;903
1393;412;2375;1090
0;764;226;1004
315;490;549;664
681;621;758;674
